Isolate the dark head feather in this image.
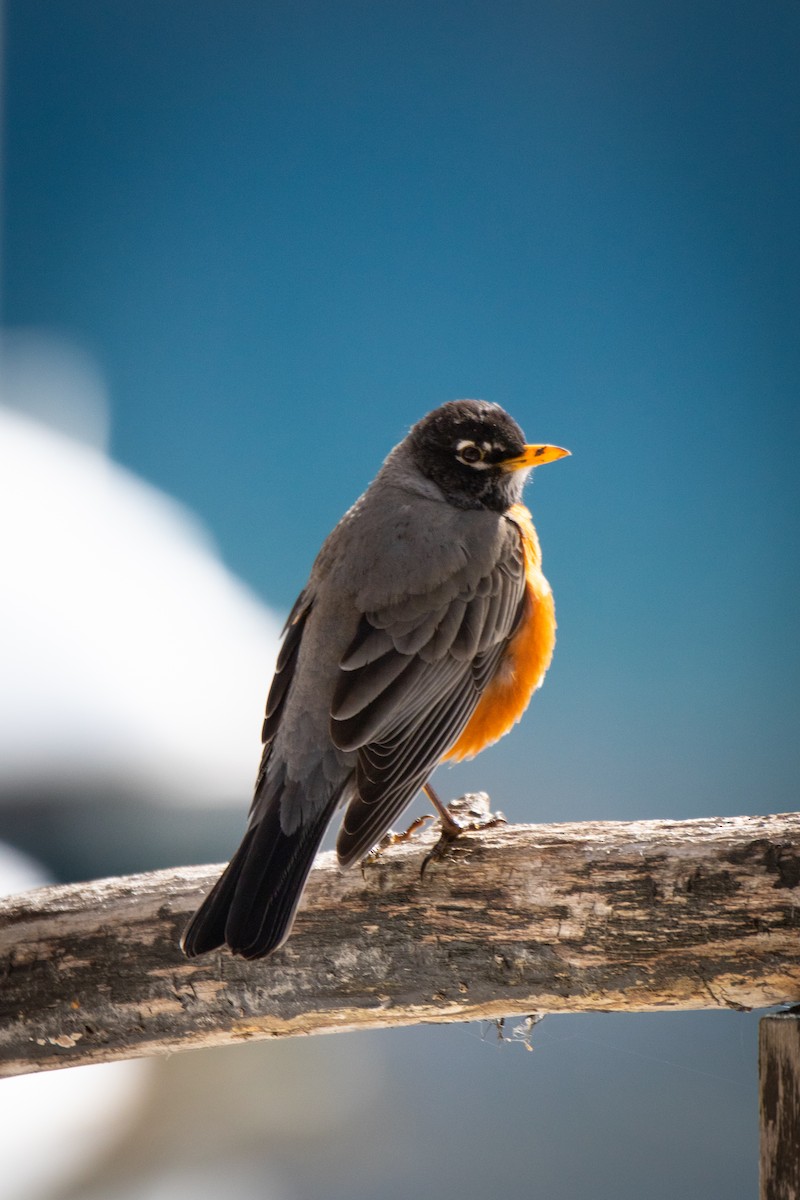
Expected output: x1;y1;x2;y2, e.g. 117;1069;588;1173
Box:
407;399;528;512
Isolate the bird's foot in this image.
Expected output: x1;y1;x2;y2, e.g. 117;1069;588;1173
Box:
420;791;506;876
360;815;434;872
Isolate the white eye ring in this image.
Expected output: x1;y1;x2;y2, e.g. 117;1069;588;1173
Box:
456;440;485;466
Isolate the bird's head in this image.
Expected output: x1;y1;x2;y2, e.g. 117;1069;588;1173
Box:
406;399;569;512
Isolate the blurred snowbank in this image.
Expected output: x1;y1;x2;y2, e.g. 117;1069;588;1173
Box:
0;840;50;896
0;1056;153;1200
0;333;282;803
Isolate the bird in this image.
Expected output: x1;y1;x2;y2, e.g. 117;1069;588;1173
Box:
181;399;569;960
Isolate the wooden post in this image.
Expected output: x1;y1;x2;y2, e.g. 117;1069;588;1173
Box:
760;1012;800;1200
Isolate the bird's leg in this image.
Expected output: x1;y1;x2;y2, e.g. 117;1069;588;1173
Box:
421;782;464;837
420;782;506;874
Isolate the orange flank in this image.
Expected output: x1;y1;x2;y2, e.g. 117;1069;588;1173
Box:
443;503;557;762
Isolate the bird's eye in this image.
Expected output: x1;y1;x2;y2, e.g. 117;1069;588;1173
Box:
457;442;484;465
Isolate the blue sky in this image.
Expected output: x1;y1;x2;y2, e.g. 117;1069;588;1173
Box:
2;5;798;1195
5;0;798;830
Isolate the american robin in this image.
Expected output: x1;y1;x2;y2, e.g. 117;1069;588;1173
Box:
181;399;569;959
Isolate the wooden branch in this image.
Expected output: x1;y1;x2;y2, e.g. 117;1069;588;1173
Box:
2;808;799;1077
760;1013;800;1200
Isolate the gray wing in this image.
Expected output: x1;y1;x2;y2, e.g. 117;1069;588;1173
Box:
332;523;526;864
249;588;314;823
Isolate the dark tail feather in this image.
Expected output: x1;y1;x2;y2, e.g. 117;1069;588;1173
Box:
181;798;336;961
180;827;257;958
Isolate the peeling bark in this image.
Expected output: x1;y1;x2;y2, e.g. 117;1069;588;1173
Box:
1;809;799;1077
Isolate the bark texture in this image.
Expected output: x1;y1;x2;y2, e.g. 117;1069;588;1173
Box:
761;1013;800;1200
1;809;799;1077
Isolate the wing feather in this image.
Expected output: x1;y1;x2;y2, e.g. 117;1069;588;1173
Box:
261;593;313;745
331;647;416;721
330;655;430;751
339;619;394;669
332;520;527;863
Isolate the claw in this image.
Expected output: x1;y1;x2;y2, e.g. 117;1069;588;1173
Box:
419;790;506;876
360;814;434;873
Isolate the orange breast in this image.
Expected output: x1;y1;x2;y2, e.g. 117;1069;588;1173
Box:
443;503;557;763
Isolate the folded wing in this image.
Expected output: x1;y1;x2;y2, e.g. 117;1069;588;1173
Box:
332;522;526;864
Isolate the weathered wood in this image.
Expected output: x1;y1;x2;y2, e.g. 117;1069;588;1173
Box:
1;808;799;1077
761;1013;800;1200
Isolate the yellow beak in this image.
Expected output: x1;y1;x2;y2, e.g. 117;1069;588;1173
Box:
500;444;571;472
